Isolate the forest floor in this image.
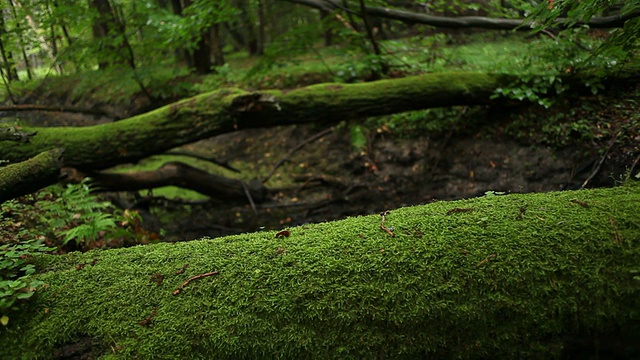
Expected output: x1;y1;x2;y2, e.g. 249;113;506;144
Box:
11;78;639;242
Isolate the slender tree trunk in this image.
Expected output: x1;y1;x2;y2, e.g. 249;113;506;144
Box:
224;22;247;52
13;0;62;74
357;0;389;78
52;0;74;45
234;0;259;55
169;0;189;65
176;0;213;74
7;0;32;79
0;12;19;81
256;0;266;56
210;23;225;67
320;9;333;46
109;2;155;101
192;29;212;74
342;0;361;32
89;0;126;69
0;67;17;103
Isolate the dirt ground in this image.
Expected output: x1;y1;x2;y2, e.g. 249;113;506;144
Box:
150;120;632;242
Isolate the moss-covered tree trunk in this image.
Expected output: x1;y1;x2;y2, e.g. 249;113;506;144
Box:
0;149;63;203
0;72;514;171
2;184;639;359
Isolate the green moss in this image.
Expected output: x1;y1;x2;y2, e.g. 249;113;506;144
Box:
1;185;639;359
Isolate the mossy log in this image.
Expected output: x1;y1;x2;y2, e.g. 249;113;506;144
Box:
0;149;63;203
2;185;639;359
0;72;514;171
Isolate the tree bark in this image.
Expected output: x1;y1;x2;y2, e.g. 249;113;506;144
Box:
0;72;515;171
63;162;267;201
210;23;225;67
0;12;19;82
2;184;639;358
0;149;63;203
8;0;32;79
89;0;122;69
283;0;640;30
234;0;260;55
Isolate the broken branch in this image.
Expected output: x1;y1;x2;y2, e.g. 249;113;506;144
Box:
380;210;394;237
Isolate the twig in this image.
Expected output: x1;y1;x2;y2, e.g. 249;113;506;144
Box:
262;127;334;183
242;181;258;215
581;132;619;189
476;254;497;267
172;271;220;295
175;264;189;275
380;210;394;237
627;153;640;181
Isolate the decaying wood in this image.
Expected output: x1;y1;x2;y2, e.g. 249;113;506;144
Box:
284;0;639;30
62;162;267;201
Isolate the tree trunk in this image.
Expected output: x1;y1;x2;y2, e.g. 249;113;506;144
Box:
12;0;62;74
0;13;19;82
0;149;63;203
8;0;32;79
256;0;266;56
192;30;212;74
357;0;389;79
2;184;639;358
234;0;260;55
210;23;225;67
284;0;640;30
64;162;267;202
0;72;515;172
319;9;333;46
89;0;125;69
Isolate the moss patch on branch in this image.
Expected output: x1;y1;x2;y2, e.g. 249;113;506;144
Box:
2;184;639;359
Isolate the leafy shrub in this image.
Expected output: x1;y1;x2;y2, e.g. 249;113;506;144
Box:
0;240;53;327
1;179;150;325
1;179;147;250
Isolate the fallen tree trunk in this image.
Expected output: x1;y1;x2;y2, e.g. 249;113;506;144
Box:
284;0;640;30
0;72;513;171
0;149;63;203
63;162;268;202
2;184;639;358
0;71;516;202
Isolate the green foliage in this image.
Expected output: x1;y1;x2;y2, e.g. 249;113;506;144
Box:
366;106;476;139
1;179;144;250
245;21;326;80
349;124;368;152
0;179;142;326
527;0;639;60
0;239;52;327
493;74;565;108
38;179;140;247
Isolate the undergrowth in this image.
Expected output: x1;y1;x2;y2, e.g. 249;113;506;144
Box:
0;180;154;326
